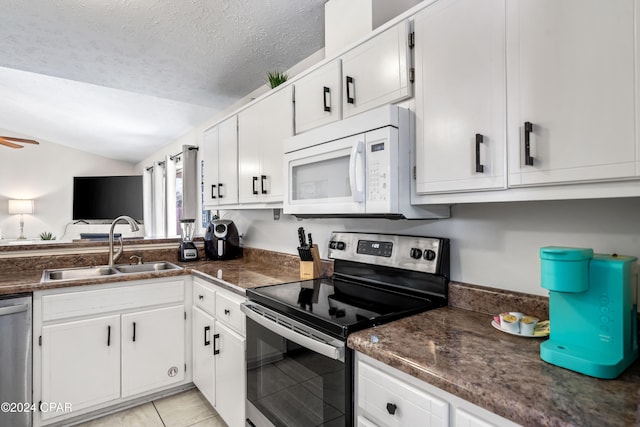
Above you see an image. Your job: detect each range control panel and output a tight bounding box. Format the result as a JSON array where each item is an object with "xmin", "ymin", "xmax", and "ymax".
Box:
[{"xmin": 328, "ymin": 232, "xmax": 449, "ymax": 275}]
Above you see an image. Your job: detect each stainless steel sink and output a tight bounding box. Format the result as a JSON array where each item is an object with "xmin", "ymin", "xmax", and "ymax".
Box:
[
  {"xmin": 114, "ymin": 262, "xmax": 183, "ymax": 274},
  {"xmin": 41, "ymin": 261, "xmax": 183, "ymax": 283},
  {"xmin": 42, "ymin": 266, "xmax": 120, "ymax": 282}
]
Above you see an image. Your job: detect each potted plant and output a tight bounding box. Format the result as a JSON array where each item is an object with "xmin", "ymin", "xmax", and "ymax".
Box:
[{"xmin": 266, "ymin": 71, "xmax": 288, "ymax": 89}]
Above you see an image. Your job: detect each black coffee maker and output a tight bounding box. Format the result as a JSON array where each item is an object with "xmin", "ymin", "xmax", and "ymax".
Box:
[
  {"xmin": 204, "ymin": 219, "xmax": 242, "ymax": 260},
  {"xmin": 178, "ymin": 219, "xmax": 199, "ymax": 262}
]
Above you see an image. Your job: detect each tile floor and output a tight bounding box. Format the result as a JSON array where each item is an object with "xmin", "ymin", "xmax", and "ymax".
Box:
[{"xmin": 75, "ymin": 389, "xmax": 227, "ymax": 427}]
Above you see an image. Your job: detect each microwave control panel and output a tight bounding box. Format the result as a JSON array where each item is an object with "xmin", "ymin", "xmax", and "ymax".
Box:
[
  {"xmin": 366, "ymin": 127, "xmax": 397, "ymax": 210},
  {"xmin": 367, "ymin": 141, "xmax": 388, "ymax": 202}
]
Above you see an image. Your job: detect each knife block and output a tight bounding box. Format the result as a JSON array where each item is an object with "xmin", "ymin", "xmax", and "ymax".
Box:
[{"xmin": 300, "ymin": 244, "xmax": 322, "ymax": 280}]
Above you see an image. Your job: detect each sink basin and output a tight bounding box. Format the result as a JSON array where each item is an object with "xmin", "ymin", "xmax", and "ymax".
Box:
[
  {"xmin": 114, "ymin": 262, "xmax": 183, "ymax": 274},
  {"xmin": 41, "ymin": 262, "xmax": 183, "ymax": 283},
  {"xmin": 42, "ymin": 266, "xmax": 120, "ymax": 282}
]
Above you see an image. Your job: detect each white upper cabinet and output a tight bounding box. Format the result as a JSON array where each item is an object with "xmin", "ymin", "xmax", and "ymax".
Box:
[
  {"xmin": 341, "ymin": 20, "xmax": 412, "ymax": 118},
  {"xmin": 238, "ymin": 85, "xmax": 293, "ymax": 204},
  {"xmin": 294, "ymin": 59, "xmax": 342, "ymax": 134},
  {"xmin": 414, "ymin": 0, "xmax": 506, "ymax": 194},
  {"xmin": 202, "ymin": 116, "xmax": 239, "ymax": 208},
  {"xmin": 507, "ymin": 0, "xmax": 637, "ymax": 186}
]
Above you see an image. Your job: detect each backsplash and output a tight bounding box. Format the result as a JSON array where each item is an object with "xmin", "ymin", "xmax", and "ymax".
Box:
[{"xmin": 448, "ymin": 281, "xmax": 549, "ymax": 320}]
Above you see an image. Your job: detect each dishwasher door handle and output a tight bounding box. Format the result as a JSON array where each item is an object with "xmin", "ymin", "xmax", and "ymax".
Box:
[{"xmin": 0, "ymin": 303, "xmax": 28, "ymax": 316}]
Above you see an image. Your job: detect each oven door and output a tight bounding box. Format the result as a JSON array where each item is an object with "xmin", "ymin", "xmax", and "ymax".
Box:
[
  {"xmin": 242, "ymin": 302, "xmax": 350, "ymax": 427},
  {"xmin": 284, "ymin": 134, "xmax": 366, "ymax": 215}
]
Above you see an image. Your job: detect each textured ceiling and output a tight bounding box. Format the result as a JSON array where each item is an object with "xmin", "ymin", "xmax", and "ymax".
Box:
[{"xmin": 0, "ymin": 0, "xmax": 326, "ymax": 162}]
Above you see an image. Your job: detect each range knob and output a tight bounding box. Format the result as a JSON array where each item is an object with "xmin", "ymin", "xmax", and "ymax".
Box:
[
  {"xmin": 329, "ymin": 241, "xmax": 337, "ymax": 249},
  {"xmin": 423, "ymin": 249, "xmax": 436, "ymax": 261},
  {"xmin": 409, "ymin": 248, "xmax": 423, "ymax": 259},
  {"xmin": 336, "ymin": 241, "xmax": 346, "ymax": 251}
]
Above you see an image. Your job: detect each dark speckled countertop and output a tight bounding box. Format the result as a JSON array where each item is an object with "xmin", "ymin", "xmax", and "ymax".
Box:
[
  {"xmin": 0, "ymin": 247, "xmax": 304, "ymax": 296},
  {"xmin": 348, "ymin": 307, "xmax": 640, "ymax": 427}
]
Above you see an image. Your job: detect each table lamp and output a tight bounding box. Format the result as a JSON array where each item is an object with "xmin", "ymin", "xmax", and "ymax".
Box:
[{"xmin": 8, "ymin": 199, "xmax": 34, "ymax": 239}]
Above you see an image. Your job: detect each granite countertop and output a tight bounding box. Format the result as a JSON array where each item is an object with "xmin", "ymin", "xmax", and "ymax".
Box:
[
  {"xmin": 0, "ymin": 257, "xmax": 301, "ymax": 296},
  {"xmin": 348, "ymin": 307, "xmax": 640, "ymax": 427}
]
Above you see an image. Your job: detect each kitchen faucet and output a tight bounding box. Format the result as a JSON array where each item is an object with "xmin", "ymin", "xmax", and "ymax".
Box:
[{"xmin": 108, "ymin": 215, "xmax": 140, "ymax": 267}]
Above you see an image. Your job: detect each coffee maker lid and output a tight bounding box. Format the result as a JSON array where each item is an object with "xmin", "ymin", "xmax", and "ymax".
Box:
[{"xmin": 540, "ymin": 246, "xmax": 593, "ymax": 261}]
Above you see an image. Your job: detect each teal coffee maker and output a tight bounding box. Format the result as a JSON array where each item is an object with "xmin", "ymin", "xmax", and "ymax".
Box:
[{"xmin": 540, "ymin": 247, "xmax": 638, "ymax": 379}]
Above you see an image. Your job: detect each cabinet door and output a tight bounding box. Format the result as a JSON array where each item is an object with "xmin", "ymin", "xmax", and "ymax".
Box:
[
  {"xmin": 41, "ymin": 315, "xmax": 120, "ymax": 419},
  {"xmin": 341, "ymin": 20, "xmax": 411, "ymax": 118},
  {"xmin": 507, "ymin": 0, "xmax": 636, "ymax": 186},
  {"xmin": 192, "ymin": 306, "xmax": 215, "ymax": 406},
  {"xmin": 121, "ymin": 305, "xmax": 185, "ymax": 397},
  {"xmin": 294, "ymin": 59, "xmax": 342, "ymax": 134},
  {"xmin": 358, "ymin": 361, "xmax": 448, "ymax": 427},
  {"xmin": 415, "ymin": 0, "xmax": 506, "ymax": 194},
  {"xmin": 217, "ymin": 116, "xmax": 239, "ymax": 205},
  {"xmin": 214, "ymin": 322, "xmax": 246, "ymax": 427},
  {"xmin": 202, "ymin": 123, "xmax": 220, "ymax": 207},
  {"xmin": 203, "ymin": 116, "xmax": 239, "ymax": 208},
  {"xmin": 456, "ymin": 409, "xmax": 496, "ymax": 427},
  {"xmin": 238, "ymin": 86, "xmax": 293, "ymax": 203}
]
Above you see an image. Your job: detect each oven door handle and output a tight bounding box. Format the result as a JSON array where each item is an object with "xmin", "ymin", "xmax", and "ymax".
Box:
[{"xmin": 242, "ymin": 303, "xmax": 345, "ymax": 362}]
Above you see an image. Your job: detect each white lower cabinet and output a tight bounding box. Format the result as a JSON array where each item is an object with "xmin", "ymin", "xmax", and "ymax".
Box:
[
  {"xmin": 192, "ymin": 306, "xmax": 216, "ymax": 405},
  {"xmin": 213, "ymin": 321, "xmax": 245, "ymax": 427},
  {"xmin": 358, "ymin": 357, "xmax": 448, "ymax": 427},
  {"xmin": 34, "ymin": 278, "xmax": 189, "ymax": 426},
  {"xmin": 121, "ymin": 305, "xmax": 185, "ymax": 397},
  {"xmin": 192, "ymin": 279, "xmax": 246, "ymax": 427},
  {"xmin": 41, "ymin": 315, "xmax": 121, "ymax": 418},
  {"xmin": 356, "ymin": 353, "xmax": 521, "ymax": 427}
]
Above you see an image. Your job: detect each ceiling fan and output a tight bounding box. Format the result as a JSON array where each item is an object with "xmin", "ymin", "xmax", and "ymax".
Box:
[{"xmin": 0, "ymin": 136, "xmax": 40, "ymax": 149}]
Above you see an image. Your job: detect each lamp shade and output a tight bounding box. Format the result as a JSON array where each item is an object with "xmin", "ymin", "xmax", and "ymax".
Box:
[{"xmin": 8, "ymin": 199, "xmax": 34, "ymax": 215}]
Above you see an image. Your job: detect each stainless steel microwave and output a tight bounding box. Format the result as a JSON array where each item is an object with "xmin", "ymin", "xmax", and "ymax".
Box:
[{"xmin": 283, "ymin": 105, "xmax": 449, "ymax": 219}]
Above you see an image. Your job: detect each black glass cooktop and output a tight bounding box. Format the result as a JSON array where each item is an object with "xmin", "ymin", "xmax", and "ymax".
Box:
[{"xmin": 246, "ymin": 278, "xmax": 445, "ymax": 339}]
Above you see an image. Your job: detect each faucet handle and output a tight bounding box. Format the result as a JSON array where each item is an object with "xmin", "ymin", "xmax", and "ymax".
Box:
[{"xmin": 129, "ymin": 255, "xmax": 143, "ymax": 265}]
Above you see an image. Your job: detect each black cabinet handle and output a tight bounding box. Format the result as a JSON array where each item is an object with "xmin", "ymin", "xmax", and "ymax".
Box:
[
  {"xmin": 224, "ymin": 309, "xmax": 230, "ymax": 315},
  {"xmin": 132, "ymin": 322, "xmax": 136, "ymax": 342},
  {"xmin": 204, "ymin": 325, "xmax": 211, "ymax": 346},
  {"xmin": 198, "ymin": 294, "xmax": 204, "ymax": 300},
  {"xmin": 252, "ymin": 176, "xmax": 258, "ymax": 195},
  {"xmin": 386, "ymin": 402, "xmax": 397, "ymax": 415},
  {"xmin": 524, "ymin": 121, "xmax": 534, "ymax": 166},
  {"xmin": 107, "ymin": 325, "xmax": 111, "ymax": 347},
  {"xmin": 213, "ymin": 333, "xmax": 220, "ymax": 355},
  {"xmin": 323, "ymin": 86, "xmax": 331, "ymax": 112},
  {"xmin": 475, "ymin": 133, "xmax": 485, "ymax": 173},
  {"xmin": 218, "ymin": 183, "xmax": 223, "ymax": 198},
  {"xmin": 211, "ymin": 184, "xmax": 217, "ymax": 199},
  {"xmin": 346, "ymin": 76, "xmax": 355, "ymax": 104},
  {"xmin": 261, "ymin": 175, "xmax": 267, "ymax": 194}
]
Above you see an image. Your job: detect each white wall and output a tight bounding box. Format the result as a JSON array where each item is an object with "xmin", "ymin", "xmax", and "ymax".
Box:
[
  {"xmin": 0, "ymin": 138, "xmax": 136, "ymax": 240},
  {"xmin": 220, "ymin": 197, "xmax": 640, "ymax": 297}
]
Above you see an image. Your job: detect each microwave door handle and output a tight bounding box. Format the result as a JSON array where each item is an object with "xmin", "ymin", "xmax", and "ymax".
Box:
[{"xmin": 348, "ymin": 140, "xmax": 365, "ymax": 202}]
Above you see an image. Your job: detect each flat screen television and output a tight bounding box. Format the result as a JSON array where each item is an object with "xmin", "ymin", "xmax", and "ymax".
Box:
[{"xmin": 73, "ymin": 175, "xmax": 143, "ymax": 222}]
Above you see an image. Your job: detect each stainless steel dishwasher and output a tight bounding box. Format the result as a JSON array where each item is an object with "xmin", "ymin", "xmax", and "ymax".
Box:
[{"xmin": 0, "ymin": 293, "xmax": 32, "ymax": 427}]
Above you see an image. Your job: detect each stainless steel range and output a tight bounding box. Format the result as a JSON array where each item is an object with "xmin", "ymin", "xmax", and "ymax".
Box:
[{"xmin": 241, "ymin": 232, "xmax": 450, "ymax": 427}]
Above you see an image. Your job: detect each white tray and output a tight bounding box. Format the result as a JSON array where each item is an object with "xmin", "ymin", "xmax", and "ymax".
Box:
[{"xmin": 491, "ymin": 320, "xmax": 549, "ymax": 338}]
